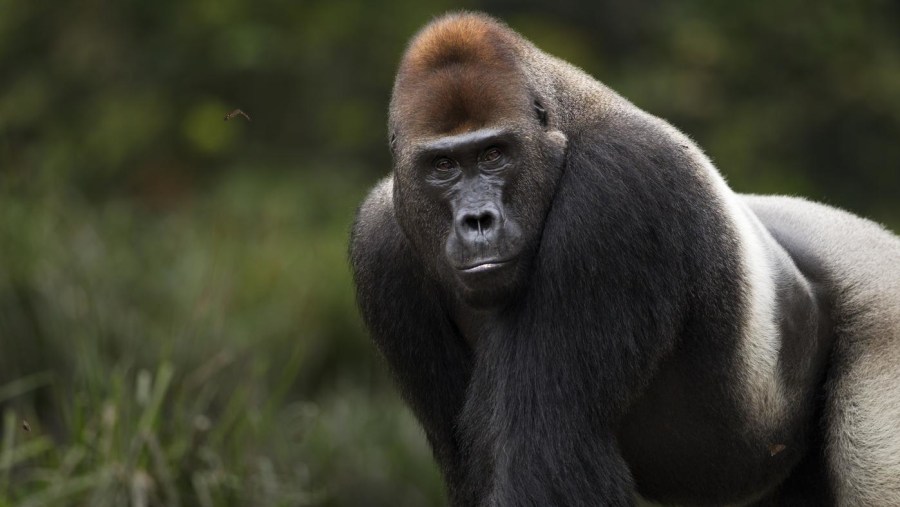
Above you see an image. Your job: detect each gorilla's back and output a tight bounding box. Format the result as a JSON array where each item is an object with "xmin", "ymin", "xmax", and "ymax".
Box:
[{"xmin": 743, "ymin": 194, "xmax": 900, "ymax": 335}]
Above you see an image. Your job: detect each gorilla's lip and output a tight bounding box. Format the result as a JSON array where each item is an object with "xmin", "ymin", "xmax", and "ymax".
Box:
[{"xmin": 458, "ymin": 258, "xmax": 513, "ymax": 273}]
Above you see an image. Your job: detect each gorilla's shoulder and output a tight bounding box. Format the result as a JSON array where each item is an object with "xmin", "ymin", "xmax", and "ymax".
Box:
[
  {"xmin": 350, "ymin": 176, "xmax": 440, "ymax": 327},
  {"xmin": 353, "ymin": 177, "xmax": 395, "ymax": 235},
  {"xmin": 351, "ymin": 176, "xmax": 398, "ymax": 246},
  {"xmin": 350, "ymin": 176, "xmax": 410, "ymax": 278}
]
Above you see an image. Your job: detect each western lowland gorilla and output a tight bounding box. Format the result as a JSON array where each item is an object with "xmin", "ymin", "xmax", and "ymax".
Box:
[{"xmin": 350, "ymin": 12, "xmax": 900, "ymax": 506}]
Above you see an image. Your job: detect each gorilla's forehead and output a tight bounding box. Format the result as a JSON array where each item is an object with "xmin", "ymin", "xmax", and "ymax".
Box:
[{"xmin": 391, "ymin": 13, "xmax": 530, "ymax": 138}]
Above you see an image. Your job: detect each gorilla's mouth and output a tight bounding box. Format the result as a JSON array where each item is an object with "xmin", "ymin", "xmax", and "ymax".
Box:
[
  {"xmin": 453, "ymin": 256, "xmax": 522, "ymax": 304},
  {"xmin": 458, "ymin": 258, "xmax": 514, "ymax": 274}
]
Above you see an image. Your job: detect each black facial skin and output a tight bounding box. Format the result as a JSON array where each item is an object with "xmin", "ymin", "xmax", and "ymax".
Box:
[
  {"xmin": 419, "ymin": 129, "xmax": 525, "ymax": 305},
  {"xmin": 393, "ymin": 103, "xmax": 567, "ymax": 309}
]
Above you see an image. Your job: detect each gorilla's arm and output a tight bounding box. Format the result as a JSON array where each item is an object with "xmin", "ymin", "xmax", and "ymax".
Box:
[
  {"xmin": 349, "ymin": 180, "xmax": 473, "ymax": 498},
  {"xmin": 458, "ymin": 131, "xmax": 717, "ymax": 505}
]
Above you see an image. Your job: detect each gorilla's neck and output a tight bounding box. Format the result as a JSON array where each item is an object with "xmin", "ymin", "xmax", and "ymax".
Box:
[{"xmin": 450, "ymin": 299, "xmax": 503, "ymax": 348}]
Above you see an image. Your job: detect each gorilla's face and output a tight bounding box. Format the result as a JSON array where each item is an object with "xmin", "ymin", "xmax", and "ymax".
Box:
[{"xmin": 393, "ymin": 107, "xmax": 568, "ymax": 308}]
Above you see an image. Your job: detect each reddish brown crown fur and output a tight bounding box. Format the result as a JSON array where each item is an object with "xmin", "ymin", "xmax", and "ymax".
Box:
[{"xmin": 391, "ymin": 13, "xmax": 528, "ymax": 138}]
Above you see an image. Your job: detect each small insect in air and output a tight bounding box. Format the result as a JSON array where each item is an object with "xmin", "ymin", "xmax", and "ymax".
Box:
[
  {"xmin": 768, "ymin": 443, "xmax": 786, "ymax": 456},
  {"xmin": 22, "ymin": 420, "xmax": 30, "ymax": 432},
  {"xmin": 224, "ymin": 109, "xmax": 252, "ymax": 122}
]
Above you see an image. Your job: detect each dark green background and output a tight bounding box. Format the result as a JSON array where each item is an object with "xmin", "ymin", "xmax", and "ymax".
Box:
[{"xmin": 1, "ymin": 1, "xmax": 898, "ymax": 505}]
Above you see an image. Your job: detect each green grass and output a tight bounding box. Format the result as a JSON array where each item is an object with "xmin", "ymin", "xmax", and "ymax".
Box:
[{"xmin": 0, "ymin": 169, "xmax": 445, "ymax": 506}]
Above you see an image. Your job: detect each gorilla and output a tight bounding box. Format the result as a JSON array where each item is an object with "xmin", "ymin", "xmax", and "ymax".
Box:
[{"xmin": 350, "ymin": 12, "xmax": 900, "ymax": 506}]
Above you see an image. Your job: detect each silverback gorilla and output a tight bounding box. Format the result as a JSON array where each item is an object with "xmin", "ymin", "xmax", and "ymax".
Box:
[{"xmin": 350, "ymin": 12, "xmax": 900, "ymax": 506}]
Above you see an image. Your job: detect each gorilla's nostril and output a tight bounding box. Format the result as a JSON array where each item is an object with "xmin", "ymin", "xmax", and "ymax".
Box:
[{"xmin": 463, "ymin": 212, "xmax": 496, "ymax": 235}]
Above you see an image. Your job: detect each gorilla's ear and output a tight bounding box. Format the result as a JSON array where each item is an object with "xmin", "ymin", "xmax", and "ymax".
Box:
[
  {"xmin": 389, "ymin": 133, "xmax": 398, "ymax": 155},
  {"xmin": 533, "ymin": 100, "xmax": 548, "ymax": 127},
  {"xmin": 547, "ymin": 129, "xmax": 568, "ymax": 152}
]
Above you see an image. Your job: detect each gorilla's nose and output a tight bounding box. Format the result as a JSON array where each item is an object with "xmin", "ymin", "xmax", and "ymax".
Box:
[{"xmin": 456, "ymin": 205, "xmax": 500, "ymax": 243}]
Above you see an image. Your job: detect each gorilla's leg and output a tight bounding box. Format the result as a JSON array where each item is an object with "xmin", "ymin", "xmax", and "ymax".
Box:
[{"xmin": 826, "ymin": 330, "xmax": 900, "ymax": 506}]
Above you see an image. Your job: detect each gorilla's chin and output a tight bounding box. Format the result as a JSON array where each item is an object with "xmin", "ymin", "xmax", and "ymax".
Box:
[{"xmin": 453, "ymin": 257, "xmax": 524, "ymax": 309}]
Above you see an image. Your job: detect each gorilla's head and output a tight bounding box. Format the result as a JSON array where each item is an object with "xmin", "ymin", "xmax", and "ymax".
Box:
[{"xmin": 387, "ymin": 13, "xmax": 568, "ymax": 308}]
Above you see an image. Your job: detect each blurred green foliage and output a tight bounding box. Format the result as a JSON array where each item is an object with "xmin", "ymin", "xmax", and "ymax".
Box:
[{"xmin": 0, "ymin": 0, "xmax": 897, "ymax": 505}]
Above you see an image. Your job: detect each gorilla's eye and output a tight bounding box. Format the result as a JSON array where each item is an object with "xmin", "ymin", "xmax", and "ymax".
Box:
[
  {"xmin": 434, "ymin": 157, "xmax": 455, "ymax": 172},
  {"xmin": 482, "ymin": 147, "xmax": 503, "ymax": 163}
]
